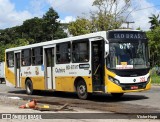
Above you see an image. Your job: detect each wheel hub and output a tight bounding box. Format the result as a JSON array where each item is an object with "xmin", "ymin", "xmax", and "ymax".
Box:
[
  {"xmin": 27, "ymin": 84, "xmax": 31, "ymax": 93},
  {"xmin": 79, "ymin": 85, "xmax": 86, "ymax": 94}
]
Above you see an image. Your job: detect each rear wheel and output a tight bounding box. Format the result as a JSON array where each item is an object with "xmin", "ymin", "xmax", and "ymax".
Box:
[
  {"xmin": 76, "ymin": 80, "xmax": 88, "ymax": 100},
  {"xmin": 25, "ymin": 79, "xmax": 34, "ymax": 95},
  {"xmin": 111, "ymin": 93, "xmax": 124, "ymax": 98}
]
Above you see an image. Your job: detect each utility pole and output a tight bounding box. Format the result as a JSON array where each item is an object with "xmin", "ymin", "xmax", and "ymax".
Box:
[{"xmin": 124, "ymin": 21, "xmax": 135, "ymax": 28}]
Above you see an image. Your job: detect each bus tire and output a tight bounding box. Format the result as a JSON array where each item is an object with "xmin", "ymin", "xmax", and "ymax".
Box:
[
  {"xmin": 111, "ymin": 93, "xmax": 124, "ymax": 98},
  {"xmin": 76, "ymin": 80, "xmax": 88, "ymax": 100},
  {"xmin": 25, "ymin": 79, "xmax": 33, "ymax": 95}
]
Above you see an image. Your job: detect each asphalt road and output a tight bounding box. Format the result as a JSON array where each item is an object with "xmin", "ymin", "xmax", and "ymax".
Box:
[
  {"xmin": 119, "ymin": 85, "xmax": 160, "ymax": 110},
  {"xmin": 0, "ymin": 83, "xmax": 160, "ymax": 114}
]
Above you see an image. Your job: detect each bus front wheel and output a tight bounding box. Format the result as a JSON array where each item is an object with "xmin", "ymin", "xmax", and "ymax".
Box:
[
  {"xmin": 111, "ymin": 93, "xmax": 124, "ymax": 98},
  {"xmin": 76, "ymin": 80, "xmax": 88, "ymax": 100},
  {"xmin": 25, "ymin": 79, "xmax": 33, "ymax": 95}
]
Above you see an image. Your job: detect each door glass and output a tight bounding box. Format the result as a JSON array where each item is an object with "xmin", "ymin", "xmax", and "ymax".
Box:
[
  {"xmin": 16, "ymin": 53, "xmax": 20, "ymax": 68},
  {"xmin": 46, "ymin": 48, "xmax": 54, "ymax": 67},
  {"xmin": 46, "ymin": 49, "xmax": 52, "ymax": 67}
]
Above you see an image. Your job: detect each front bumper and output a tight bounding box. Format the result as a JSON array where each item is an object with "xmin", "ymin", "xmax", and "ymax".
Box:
[{"xmin": 105, "ymin": 79, "xmax": 151, "ymax": 93}]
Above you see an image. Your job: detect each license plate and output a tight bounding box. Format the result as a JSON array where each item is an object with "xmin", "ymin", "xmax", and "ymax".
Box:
[{"xmin": 131, "ymin": 86, "xmax": 138, "ymax": 90}]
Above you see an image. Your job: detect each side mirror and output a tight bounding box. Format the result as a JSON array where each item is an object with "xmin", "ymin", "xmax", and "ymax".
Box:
[{"xmin": 105, "ymin": 44, "xmax": 109, "ymax": 58}]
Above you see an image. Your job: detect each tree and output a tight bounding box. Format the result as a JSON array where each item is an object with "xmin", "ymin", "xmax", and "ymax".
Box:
[
  {"xmin": 42, "ymin": 7, "xmax": 61, "ymax": 40},
  {"xmin": 68, "ymin": 17, "xmax": 93, "ymax": 36},
  {"xmin": 147, "ymin": 27, "xmax": 160, "ymax": 67},
  {"xmin": 53, "ymin": 26, "xmax": 68, "ymax": 39},
  {"xmin": 21, "ymin": 8, "xmax": 67, "ymax": 43},
  {"xmin": 68, "ymin": 0, "xmax": 131, "ymax": 36},
  {"xmin": 147, "ymin": 14, "xmax": 160, "ymax": 67},
  {"xmin": 0, "ymin": 38, "xmax": 29, "ymax": 61},
  {"xmin": 149, "ymin": 14, "xmax": 160, "ymax": 30},
  {"xmin": 136, "ymin": 27, "xmax": 141, "ymax": 30},
  {"xmin": 21, "ymin": 17, "xmax": 44, "ymax": 43},
  {"xmin": 91, "ymin": 0, "xmax": 131, "ymax": 30},
  {"xmin": 0, "ymin": 7, "xmax": 67, "ymax": 61}
]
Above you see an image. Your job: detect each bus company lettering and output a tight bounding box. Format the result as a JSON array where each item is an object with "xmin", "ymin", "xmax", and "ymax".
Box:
[
  {"xmin": 114, "ymin": 33, "xmax": 143, "ymax": 39},
  {"xmin": 24, "ymin": 71, "xmax": 31, "ymax": 75},
  {"xmin": 66, "ymin": 65, "xmax": 79, "ymax": 70},
  {"xmin": 55, "ymin": 68, "xmax": 65, "ymax": 73},
  {"xmin": 24, "ymin": 67, "xmax": 31, "ymax": 75},
  {"xmin": 35, "ymin": 67, "xmax": 39, "ymax": 75}
]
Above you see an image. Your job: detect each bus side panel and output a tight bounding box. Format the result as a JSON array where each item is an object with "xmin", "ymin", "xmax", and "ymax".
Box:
[
  {"xmin": 55, "ymin": 76, "xmax": 75, "ymax": 92},
  {"xmin": 31, "ymin": 76, "xmax": 45, "ymax": 90},
  {"xmin": 84, "ymin": 76, "xmax": 92, "ymax": 93},
  {"xmin": 21, "ymin": 77, "xmax": 26, "ymax": 88},
  {"xmin": 21, "ymin": 76, "xmax": 45, "ymax": 90},
  {"xmin": 54, "ymin": 60, "xmax": 93, "ymax": 92},
  {"xmin": 5, "ymin": 66, "xmax": 15, "ymax": 86},
  {"xmin": 55, "ymin": 77, "xmax": 62, "ymax": 91},
  {"xmin": 55, "ymin": 76, "xmax": 92, "ymax": 92},
  {"xmin": 21, "ymin": 66, "xmax": 45, "ymax": 90}
]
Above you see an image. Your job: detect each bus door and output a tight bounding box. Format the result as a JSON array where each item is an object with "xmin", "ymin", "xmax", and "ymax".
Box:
[
  {"xmin": 44, "ymin": 47, "xmax": 55, "ymax": 89},
  {"xmin": 14, "ymin": 52, "xmax": 21, "ymax": 87},
  {"xmin": 91, "ymin": 39, "xmax": 105, "ymax": 91}
]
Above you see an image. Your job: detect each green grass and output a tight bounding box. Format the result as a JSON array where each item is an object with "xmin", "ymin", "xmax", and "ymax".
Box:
[{"xmin": 151, "ymin": 74, "xmax": 160, "ymax": 84}]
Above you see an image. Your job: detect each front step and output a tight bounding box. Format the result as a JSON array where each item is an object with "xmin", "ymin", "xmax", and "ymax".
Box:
[{"xmin": 93, "ymin": 85, "xmax": 105, "ymax": 92}]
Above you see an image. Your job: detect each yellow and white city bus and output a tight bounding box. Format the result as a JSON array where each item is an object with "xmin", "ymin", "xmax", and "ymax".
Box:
[{"xmin": 5, "ymin": 30, "xmax": 151, "ymax": 99}]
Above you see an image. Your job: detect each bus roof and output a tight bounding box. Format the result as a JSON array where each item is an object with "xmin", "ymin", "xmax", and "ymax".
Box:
[
  {"xmin": 6, "ymin": 31, "xmax": 107, "ymax": 52},
  {"xmin": 108, "ymin": 29, "xmax": 143, "ymax": 32},
  {"xmin": 5, "ymin": 29, "xmax": 144, "ymax": 52}
]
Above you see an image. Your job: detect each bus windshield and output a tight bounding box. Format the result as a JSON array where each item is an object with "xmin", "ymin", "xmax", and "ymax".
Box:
[{"xmin": 107, "ymin": 41, "xmax": 149, "ymax": 69}]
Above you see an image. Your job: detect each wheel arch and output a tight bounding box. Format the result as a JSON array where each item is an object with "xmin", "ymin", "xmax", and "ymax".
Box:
[
  {"xmin": 25, "ymin": 77, "xmax": 34, "ymax": 95},
  {"xmin": 74, "ymin": 76, "xmax": 86, "ymax": 91},
  {"xmin": 25, "ymin": 77, "xmax": 32, "ymax": 85}
]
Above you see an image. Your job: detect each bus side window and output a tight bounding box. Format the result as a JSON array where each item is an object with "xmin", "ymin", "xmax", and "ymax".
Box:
[
  {"xmin": 56, "ymin": 42, "xmax": 71, "ymax": 64},
  {"xmin": 72, "ymin": 41, "xmax": 89, "ymax": 63},
  {"xmin": 32, "ymin": 47, "xmax": 43, "ymax": 65},
  {"xmin": 21, "ymin": 49, "xmax": 31, "ymax": 66},
  {"xmin": 6, "ymin": 52, "xmax": 14, "ymax": 67}
]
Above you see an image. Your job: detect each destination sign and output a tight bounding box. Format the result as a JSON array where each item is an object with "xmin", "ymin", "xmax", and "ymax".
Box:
[{"xmin": 108, "ymin": 31, "xmax": 147, "ymax": 39}]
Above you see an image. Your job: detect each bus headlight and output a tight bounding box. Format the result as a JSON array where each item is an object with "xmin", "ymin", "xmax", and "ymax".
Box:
[{"xmin": 108, "ymin": 76, "xmax": 120, "ymax": 85}]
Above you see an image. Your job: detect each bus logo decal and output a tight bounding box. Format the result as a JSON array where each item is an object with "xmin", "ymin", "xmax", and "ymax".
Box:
[
  {"xmin": 35, "ymin": 67, "xmax": 39, "ymax": 75},
  {"xmin": 133, "ymin": 79, "xmax": 136, "ymax": 82}
]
